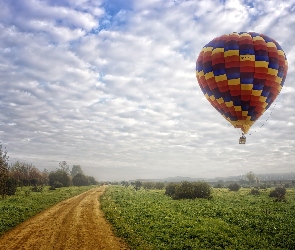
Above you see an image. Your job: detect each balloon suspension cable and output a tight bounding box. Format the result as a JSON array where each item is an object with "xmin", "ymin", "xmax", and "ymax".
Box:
[{"xmin": 248, "ymin": 92, "xmax": 282, "ymax": 136}]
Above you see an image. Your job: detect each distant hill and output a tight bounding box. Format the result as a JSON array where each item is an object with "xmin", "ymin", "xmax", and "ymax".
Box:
[{"xmin": 129, "ymin": 172, "xmax": 295, "ymax": 183}]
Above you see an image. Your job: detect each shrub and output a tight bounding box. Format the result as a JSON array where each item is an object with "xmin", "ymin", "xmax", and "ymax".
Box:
[
  {"xmin": 165, "ymin": 183, "xmax": 177, "ymax": 197},
  {"xmin": 31, "ymin": 185, "xmax": 43, "ymax": 192},
  {"xmin": 53, "ymin": 181, "xmax": 63, "ymax": 188},
  {"xmin": 72, "ymin": 173, "xmax": 89, "ymax": 186},
  {"xmin": 284, "ymin": 183, "xmax": 290, "ymax": 188},
  {"xmin": 5, "ymin": 178, "xmax": 17, "ymax": 196},
  {"xmin": 214, "ymin": 183, "xmax": 224, "ymax": 188},
  {"xmin": 250, "ymin": 188, "xmax": 260, "ymax": 195},
  {"xmin": 165, "ymin": 181, "xmax": 211, "ymax": 200},
  {"xmin": 269, "ymin": 187, "xmax": 286, "ymax": 201},
  {"xmin": 228, "ymin": 183, "xmax": 241, "ymax": 191},
  {"xmin": 48, "ymin": 170, "xmax": 71, "ymax": 187}
]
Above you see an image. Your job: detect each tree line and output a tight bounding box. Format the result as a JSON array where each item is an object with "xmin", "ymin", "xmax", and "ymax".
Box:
[{"xmin": 0, "ymin": 143, "xmax": 98, "ymax": 198}]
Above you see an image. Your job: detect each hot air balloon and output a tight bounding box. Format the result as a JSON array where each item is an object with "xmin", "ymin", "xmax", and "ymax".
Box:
[{"xmin": 196, "ymin": 32, "xmax": 288, "ymax": 144}]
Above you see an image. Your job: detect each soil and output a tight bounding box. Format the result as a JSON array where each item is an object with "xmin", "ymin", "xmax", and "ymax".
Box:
[{"xmin": 0, "ymin": 186, "xmax": 129, "ymax": 250}]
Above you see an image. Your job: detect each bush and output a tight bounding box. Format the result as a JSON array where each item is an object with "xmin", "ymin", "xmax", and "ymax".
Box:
[
  {"xmin": 269, "ymin": 187, "xmax": 286, "ymax": 201},
  {"xmin": 53, "ymin": 181, "xmax": 63, "ymax": 188},
  {"xmin": 250, "ymin": 188, "xmax": 260, "ymax": 195},
  {"xmin": 214, "ymin": 183, "xmax": 224, "ymax": 188},
  {"xmin": 165, "ymin": 181, "xmax": 211, "ymax": 200},
  {"xmin": 5, "ymin": 178, "xmax": 17, "ymax": 196},
  {"xmin": 72, "ymin": 173, "xmax": 89, "ymax": 186},
  {"xmin": 228, "ymin": 183, "xmax": 241, "ymax": 191},
  {"xmin": 48, "ymin": 170, "xmax": 71, "ymax": 187},
  {"xmin": 284, "ymin": 183, "xmax": 290, "ymax": 188},
  {"xmin": 31, "ymin": 185, "xmax": 44, "ymax": 192},
  {"xmin": 165, "ymin": 183, "xmax": 177, "ymax": 197}
]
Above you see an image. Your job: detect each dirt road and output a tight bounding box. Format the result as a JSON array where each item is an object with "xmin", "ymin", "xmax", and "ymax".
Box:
[{"xmin": 0, "ymin": 186, "xmax": 129, "ymax": 250}]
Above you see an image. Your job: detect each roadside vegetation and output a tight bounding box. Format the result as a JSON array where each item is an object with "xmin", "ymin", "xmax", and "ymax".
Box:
[
  {"xmin": 0, "ymin": 142, "xmax": 99, "ymax": 236},
  {"xmin": 101, "ymin": 185, "xmax": 295, "ymax": 250},
  {"xmin": 0, "ymin": 185, "xmax": 96, "ymax": 236}
]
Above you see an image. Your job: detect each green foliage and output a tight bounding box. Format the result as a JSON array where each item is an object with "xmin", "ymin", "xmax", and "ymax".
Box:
[
  {"xmin": 72, "ymin": 173, "xmax": 88, "ymax": 186},
  {"xmin": 214, "ymin": 183, "xmax": 224, "ymax": 188},
  {"xmin": 48, "ymin": 170, "xmax": 71, "ymax": 187},
  {"xmin": 164, "ymin": 183, "xmax": 177, "ymax": 196},
  {"xmin": 246, "ymin": 171, "xmax": 256, "ymax": 185},
  {"xmin": 165, "ymin": 181, "xmax": 211, "ymax": 199},
  {"xmin": 70, "ymin": 165, "xmax": 84, "ymax": 177},
  {"xmin": 87, "ymin": 176, "xmax": 97, "ymax": 185},
  {"xmin": 58, "ymin": 161, "xmax": 70, "ymax": 174},
  {"xmin": 0, "ymin": 186, "xmax": 95, "ymax": 236},
  {"xmin": 250, "ymin": 188, "xmax": 260, "ymax": 195},
  {"xmin": 101, "ymin": 186, "xmax": 295, "ymax": 250},
  {"xmin": 132, "ymin": 181, "xmax": 142, "ymax": 191},
  {"xmin": 31, "ymin": 185, "xmax": 43, "ymax": 192},
  {"xmin": 0, "ymin": 143, "xmax": 10, "ymax": 199},
  {"xmin": 5, "ymin": 178, "xmax": 17, "ymax": 196},
  {"xmin": 269, "ymin": 187, "xmax": 286, "ymax": 201},
  {"xmin": 228, "ymin": 183, "xmax": 241, "ymax": 191},
  {"xmin": 53, "ymin": 181, "xmax": 63, "ymax": 188},
  {"xmin": 142, "ymin": 182, "xmax": 165, "ymax": 190}
]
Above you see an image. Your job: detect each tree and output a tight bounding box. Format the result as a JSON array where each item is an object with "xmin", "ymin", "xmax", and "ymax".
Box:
[
  {"xmin": 58, "ymin": 161, "xmax": 70, "ymax": 174},
  {"xmin": 269, "ymin": 187, "xmax": 286, "ymax": 201},
  {"xmin": 133, "ymin": 181, "xmax": 142, "ymax": 190},
  {"xmin": 228, "ymin": 183, "xmax": 241, "ymax": 191},
  {"xmin": 87, "ymin": 176, "xmax": 98, "ymax": 185},
  {"xmin": 72, "ymin": 173, "xmax": 88, "ymax": 186},
  {"xmin": 0, "ymin": 143, "xmax": 10, "ymax": 199},
  {"xmin": 71, "ymin": 165, "xmax": 84, "ymax": 177},
  {"xmin": 246, "ymin": 171, "xmax": 256, "ymax": 185},
  {"xmin": 10, "ymin": 161, "xmax": 44, "ymax": 186},
  {"xmin": 48, "ymin": 170, "xmax": 71, "ymax": 187}
]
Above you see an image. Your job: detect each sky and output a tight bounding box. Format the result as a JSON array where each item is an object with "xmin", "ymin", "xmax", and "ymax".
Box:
[{"xmin": 0, "ymin": 0, "xmax": 294, "ymax": 181}]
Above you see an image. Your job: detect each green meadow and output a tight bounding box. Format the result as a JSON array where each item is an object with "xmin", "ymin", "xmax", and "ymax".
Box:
[{"xmin": 101, "ymin": 186, "xmax": 295, "ymax": 250}]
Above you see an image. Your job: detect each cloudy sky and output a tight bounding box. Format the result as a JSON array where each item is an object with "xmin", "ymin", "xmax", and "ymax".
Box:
[{"xmin": 0, "ymin": 0, "xmax": 294, "ymax": 181}]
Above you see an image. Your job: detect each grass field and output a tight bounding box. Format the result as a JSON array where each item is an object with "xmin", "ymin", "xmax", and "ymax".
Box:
[
  {"xmin": 0, "ymin": 185, "xmax": 96, "ymax": 236},
  {"xmin": 101, "ymin": 186, "xmax": 295, "ymax": 250}
]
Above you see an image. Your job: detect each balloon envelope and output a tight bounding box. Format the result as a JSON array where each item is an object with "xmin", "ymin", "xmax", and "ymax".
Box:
[{"xmin": 196, "ymin": 32, "xmax": 288, "ymax": 134}]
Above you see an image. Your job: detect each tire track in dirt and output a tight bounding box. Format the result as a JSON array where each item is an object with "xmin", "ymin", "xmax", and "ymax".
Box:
[{"xmin": 0, "ymin": 186, "xmax": 129, "ymax": 250}]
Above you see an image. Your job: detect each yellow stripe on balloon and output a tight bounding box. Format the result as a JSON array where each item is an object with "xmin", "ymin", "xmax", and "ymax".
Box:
[
  {"xmin": 215, "ymin": 74, "xmax": 227, "ymax": 82},
  {"xmin": 198, "ymin": 70, "xmax": 204, "ymax": 77},
  {"xmin": 202, "ymin": 47, "xmax": 213, "ymax": 52},
  {"xmin": 242, "ymin": 111, "xmax": 248, "ymax": 116},
  {"xmin": 225, "ymin": 101, "xmax": 234, "ymax": 107},
  {"xmin": 212, "ymin": 48, "xmax": 224, "ymax": 54},
  {"xmin": 278, "ymin": 50, "xmax": 285, "ymax": 57},
  {"xmin": 259, "ymin": 96, "xmax": 267, "ymax": 102},
  {"xmin": 234, "ymin": 106, "xmax": 242, "ymax": 111},
  {"xmin": 266, "ymin": 42, "xmax": 276, "ymax": 47},
  {"xmin": 275, "ymin": 76, "xmax": 282, "ymax": 84},
  {"xmin": 205, "ymin": 71, "xmax": 215, "ymax": 80},
  {"xmin": 216, "ymin": 97, "xmax": 224, "ymax": 104},
  {"xmin": 253, "ymin": 36, "xmax": 264, "ymax": 41},
  {"xmin": 228, "ymin": 79, "xmax": 240, "ymax": 85},
  {"xmin": 241, "ymin": 84, "xmax": 253, "ymax": 90},
  {"xmin": 267, "ymin": 68, "xmax": 278, "ymax": 76},
  {"xmin": 252, "ymin": 90, "xmax": 262, "ymax": 96},
  {"xmin": 224, "ymin": 50, "xmax": 239, "ymax": 57},
  {"xmin": 255, "ymin": 61, "xmax": 268, "ymax": 68},
  {"xmin": 209, "ymin": 95, "xmax": 215, "ymax": 101}
]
